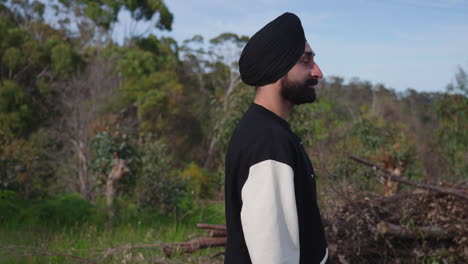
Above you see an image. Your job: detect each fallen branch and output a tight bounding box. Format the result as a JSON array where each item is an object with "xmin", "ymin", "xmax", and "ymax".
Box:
[
  {"xmin": 349, "ymin": 156, "xmax": 468, "ymax": 201},
  {"xmin": 197, "ymin": 223, "xmax": 226, "ymax": 231},
  {"xmin": 377, "ymin": 221, "xmax": 451, "ymax": 239},
  {"xmin": 196, "ymin": 223, "xmax": 227, "ymax": 237},
  {"xmin": 208, "ymin": 230, "xmax": 227, "ymax": 237},
  {"xmin": 163, "ymin": 237, "xmax": 226, "ymax": 257}
]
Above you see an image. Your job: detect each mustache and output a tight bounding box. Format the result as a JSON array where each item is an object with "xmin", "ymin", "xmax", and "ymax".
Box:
[{"xmin": 306, "ymin": 78, "xmax": 319, "ymax": 86}]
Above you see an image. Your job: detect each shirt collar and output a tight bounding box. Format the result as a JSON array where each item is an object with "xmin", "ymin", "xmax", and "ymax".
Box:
[{"xmin": 250, "ymin": 103, "xmax": 292, "ymax": 131}]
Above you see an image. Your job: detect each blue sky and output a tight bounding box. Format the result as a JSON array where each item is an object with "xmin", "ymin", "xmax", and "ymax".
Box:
[{"xmin": 148, "ymin": 0, "xmax": 468, "ymax": 93}]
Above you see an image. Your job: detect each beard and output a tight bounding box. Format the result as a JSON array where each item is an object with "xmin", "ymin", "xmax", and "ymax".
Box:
[{"xmin": 280, "ymin": 76, "xmax": 318, "ymax": 105}]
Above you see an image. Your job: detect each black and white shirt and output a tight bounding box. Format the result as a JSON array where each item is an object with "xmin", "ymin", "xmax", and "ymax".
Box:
[{"xmin": 224, "ymin": 103, "xmax": 329, "ymax": 264}]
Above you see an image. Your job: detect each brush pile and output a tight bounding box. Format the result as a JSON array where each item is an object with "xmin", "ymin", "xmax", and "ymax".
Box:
[{"xmin": 322, "ymin": 185, "xmax": 468, "ymax": 264}]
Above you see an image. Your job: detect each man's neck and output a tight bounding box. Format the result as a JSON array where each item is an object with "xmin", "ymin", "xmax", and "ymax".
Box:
[{"xmin": 253, "ymin": 84, "xmax": 294, "ymax": 120}]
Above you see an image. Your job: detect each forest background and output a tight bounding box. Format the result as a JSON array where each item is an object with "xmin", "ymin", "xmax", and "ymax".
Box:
[{"xmin": 0, "ymin": 0, "xmax": 466, "ymax": 263}]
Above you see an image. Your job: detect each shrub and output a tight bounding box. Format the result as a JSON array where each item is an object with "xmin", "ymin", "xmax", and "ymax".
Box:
[
  {"xmin": 0, "ymin": 190, "xmax": 20, "ymax": 223},
  {"xmin": 36, "ymin": 194, "xmax": 93, "ymax": 226},
  {"xmin": 137, "ymin": 140, "xmax": 185, "ymax": 215},
  {"xmin": 180, "ymin": 162, "xmax": 217, "ymax": 200}
]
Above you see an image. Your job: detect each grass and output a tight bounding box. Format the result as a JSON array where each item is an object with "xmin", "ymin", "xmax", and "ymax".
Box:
[{"xmin": 0, "ymin": 196, "xmax": 226, "ymax": 264}]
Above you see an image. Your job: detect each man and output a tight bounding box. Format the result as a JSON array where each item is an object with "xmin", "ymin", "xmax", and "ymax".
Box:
[{"xmin": 224, "ymin": 12, "xmax": 329, "ymax": 264}]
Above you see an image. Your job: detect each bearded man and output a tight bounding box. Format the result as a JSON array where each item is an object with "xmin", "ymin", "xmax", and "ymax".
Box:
[{"xmin": 224, "ymin": 12, "xmax": 329, "ymax": 264}]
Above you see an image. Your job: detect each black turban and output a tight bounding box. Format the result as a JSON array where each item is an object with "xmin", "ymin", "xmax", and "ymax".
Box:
[{"xmin": 239, "ymin": 12, "xmax": 306, "ymax": 87}]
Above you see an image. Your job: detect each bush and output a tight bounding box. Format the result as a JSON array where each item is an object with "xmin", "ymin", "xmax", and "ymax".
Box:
[
  {"xmin": 180, "ymin": 162, "xmax": 217, "ymax": 200},
  {"xmin": 137, "ymin": 140, "xmax": 185, "ymax": 215},
  {"xmin": 0, "ymin": 190, "xmax": 20, "ymax": 223},
  {"xmin": 36, "ymin": 194, "xmax": 93, "ymax": 226},
  {"xmin": 330, "ymin": 111, "xmax": 422, "ymax": 190}
]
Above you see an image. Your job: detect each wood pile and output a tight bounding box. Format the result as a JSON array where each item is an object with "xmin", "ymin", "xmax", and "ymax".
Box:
[{"xmin": 323, "ymin": 187, "xmax": 467, "ymax": 263}]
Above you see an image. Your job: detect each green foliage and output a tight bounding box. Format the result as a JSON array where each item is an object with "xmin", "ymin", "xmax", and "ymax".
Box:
[
  {"xmin": 0, "ymin": 136, "xmax": 35, "ymax": 191},
  {"xmin": 178, "ymin": 200, "xmax": 225, "ymax": 226},
  {"xmin": 0, "ymin": 192, "xmax": 93, "ymax": 227},
  {"xmin": 213, "ymin": 84, "xmax": 255, "ymax": 156},
  {"xmin": 0, "ymin": 190, "xmax": 20, "ymax": 223},
  {"xmin": 137, "ymin": 140, "xmax": 185, "ymax": 214},
  {"xmin": 2, "ymin": 47, "xmax": 22, "ymax": 71},
  {"xmin": 290, "ymin": 98, "xmax": 341, "ymax": 147},
  {"xmin": 180, "ymin": 162, "xmax": 217, "ymax": 200},
  {"xmin": 89, "ymin": 131, "xmax": 141, "ymax": 191},
  {"xmin": 329, "ymin": 109, "xmax": 422, "ymax": 190},
  {"xmin": 0, "ymin": 11, "xmax": 82, "ymax": 144},
  {"xmin": 1, "ymin": 20, "xmax": 52, "ymax": 82},
  {"xmin": 51, "ymin": 42, "xmax": 83, "ymax": 77},
  {"xmin": 136, "ymin": 72, "xmax": 184, "ymax": 132},
  {"xmin": 0, "ymin": 128, "xmax": 55, "ymax": 199},
  {"xmin": 436, "ymin": 65, "xmax": 468, "ymax": 179},
  {"xmin": 104, "ymin": 35, "xmax": 178, "ymax": 80},
  {"xmin": 0, "ymin": 80, "xmax": 38, "ymax": 136},
  {"xmin": 111, "ymin": 47, "xmax": 160, "ymax": 79},
  {"xmin": 134, "ymin": 35, "xmax": 178, "ymax": 70},
  {"xmin": 35, "ymin": 194, "xmax": 93, "ymax": 226},
  {"xmin": 103, "ymin": 36, "xmax": 186, "ymax": 139}
]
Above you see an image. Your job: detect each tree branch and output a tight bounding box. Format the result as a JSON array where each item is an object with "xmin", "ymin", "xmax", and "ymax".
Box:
[
  {"xmin": 377, "ymin": 221, "xmax": 451, "ymax": 239},
  {"xmin": 349, "ymin": 155, "xmax": 468, "ymax": 200}
]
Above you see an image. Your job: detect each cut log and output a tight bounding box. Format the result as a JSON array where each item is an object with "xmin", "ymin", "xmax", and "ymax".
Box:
[
  {"xmin": 208, "ymin": 230, "xmax": 227, "ymax": 237},
  {"xmin": 197, "ymin": 223, "xmax": 227, "ymax": 231},
  {"xmin": 377, "ymin": 221, "xmax": 451, "ymax": 239},
  {"xmin": 163, "ymin": 237, "xmax": 227, "ymax": 257}
]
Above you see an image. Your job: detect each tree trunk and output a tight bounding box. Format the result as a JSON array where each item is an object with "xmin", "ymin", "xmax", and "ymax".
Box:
[
  {"xmin": 203, "ymin": 136, "xmax": 217, "ymax": 169},
  {"xmin": 105, "ymin": 155, "xmax": 130, "ymax": 226},
  {"xmin": 203, "ymin": 72, "xmax": 240, "ymax": 169},
  {"xmin": 73, "ymin": 140, "xmax": 91, "ymax": 200}
]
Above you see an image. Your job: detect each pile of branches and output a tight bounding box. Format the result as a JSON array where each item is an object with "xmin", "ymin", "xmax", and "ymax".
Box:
[
  {"xmin": 321, "ymin": 157, "xmax": 468, "ymax": 264},
  {"xmin": 323, "ymin": 187, "xmax": 467, "ymax": 263}
]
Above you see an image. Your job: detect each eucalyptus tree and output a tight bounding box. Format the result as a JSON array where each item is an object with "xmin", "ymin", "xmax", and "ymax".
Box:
[{"xmin": 179, "ymin": 32, "xmax": 249, "ymax": 169}]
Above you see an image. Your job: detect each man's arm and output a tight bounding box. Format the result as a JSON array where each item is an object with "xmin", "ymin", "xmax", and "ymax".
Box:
[{"xmin": 241, "ymin": 159, "xmax": 299, "ymax": 264}]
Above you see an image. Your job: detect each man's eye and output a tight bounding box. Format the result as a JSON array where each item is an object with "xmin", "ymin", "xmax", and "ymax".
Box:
[{"xmin": 302, "ymin": 60, "xmax": 310, "ymax": 64}]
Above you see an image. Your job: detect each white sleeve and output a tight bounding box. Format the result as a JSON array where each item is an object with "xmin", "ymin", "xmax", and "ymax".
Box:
[{"xmin": 241, "ymin": 159, "xmax": 300, "ymax": 264}]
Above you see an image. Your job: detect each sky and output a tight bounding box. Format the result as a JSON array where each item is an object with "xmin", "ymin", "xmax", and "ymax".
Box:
[{"xmin": 143, "ymin": 0, "xmax": 468, "ymax": 93}]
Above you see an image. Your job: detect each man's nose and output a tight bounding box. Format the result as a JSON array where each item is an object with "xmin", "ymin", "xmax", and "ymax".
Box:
[{"xmin": 311, "ymin": 63, "xmax": 323, "ymax": 79}]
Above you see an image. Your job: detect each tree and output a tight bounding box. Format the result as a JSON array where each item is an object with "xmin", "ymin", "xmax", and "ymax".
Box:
[
  {"xmin": 52, "ymin": 57, "xmax": 119, "ymax": 200},
  {"xmin": 48, "ymin": 0, "xmax": 173, "ymax": 45},
  {"xmin": 436, "ymin": 65, "xmax": 468, "ymax": 179},
  {"xmin": 179, "ymin": 32, "xmax": 249, "ymax": 169},
  {"xmin": 103, "ymin": 34, "xmax": 201, "ymax": 161}
]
